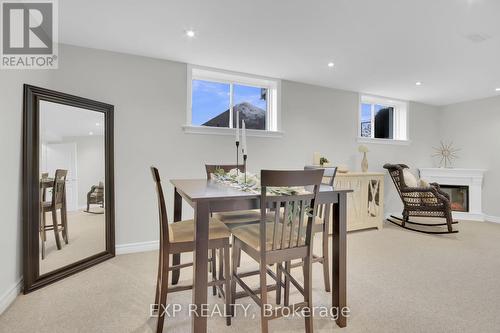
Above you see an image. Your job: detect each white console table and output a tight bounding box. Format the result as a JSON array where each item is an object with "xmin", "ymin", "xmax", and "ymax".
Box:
[{"xmin": 328, "ymin": 172, "xmax": 385, "ymax": 232}]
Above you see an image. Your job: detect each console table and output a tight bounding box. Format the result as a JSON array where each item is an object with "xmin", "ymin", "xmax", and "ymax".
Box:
[{"xmin": 331, "ymin": 172, "xmax": 385, "ymax": 232}]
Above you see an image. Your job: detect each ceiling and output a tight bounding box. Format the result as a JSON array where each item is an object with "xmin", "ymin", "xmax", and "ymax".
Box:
[
  {"xmin": 40, "ymin": 101, "xmax": 104, "ymax": 142},
  {"xmin": 60, "ymin": 0, "xmax": 500, "ymax": 105}
]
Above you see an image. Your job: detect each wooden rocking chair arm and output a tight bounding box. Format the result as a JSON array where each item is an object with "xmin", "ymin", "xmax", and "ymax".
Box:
[{"xmin": 429, "ymin": 183, "xmax": 451, "ymax": 201}]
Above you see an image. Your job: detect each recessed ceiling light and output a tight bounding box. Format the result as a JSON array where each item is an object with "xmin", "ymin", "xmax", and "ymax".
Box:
[
  {"xmin": 185, "ymin": 30, "xmax": 195, "ymax": 38},
  {"xmin": 496, "ymin": 88, "xmax": 500, "ymax": 92},
  {"xmin": 327, "ymin": 62, "xmax": 335, "ymax": 68},
  {"xmin": 415, "ymin": 81, "xmax": 422, "ymax": 86},
  {"xmin": 95, "ymin": 122, "xmax": 100, "ymax": 126},
  {"xmin": 89, "ymin": 131, "xmax": 94, "ymax": 135}
]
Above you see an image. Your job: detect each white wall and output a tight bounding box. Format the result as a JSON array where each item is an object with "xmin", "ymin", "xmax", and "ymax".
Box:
[
  {"xmin": 0, "ymin": 70, "xmax": 49, "ymax": 313},
  {"xmin": 65, "ymin": 136, "xmax": 105, "ymax": 208},
  {"xmin": 438, "ymin": 96, "xmax": 500, "ymax": 218},
  {"xmin": 0, "ymin": 44, "xmax": 441, "ymax": 310},
  {"xmin": 46, "ymin": 45, "xmax": 441, "ymax": 245}
]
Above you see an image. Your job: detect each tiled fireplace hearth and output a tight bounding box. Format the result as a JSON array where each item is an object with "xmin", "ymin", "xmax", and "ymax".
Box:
[{"xmin": 419, "ymin": 168, "xmax": 485, "ymax": 221}]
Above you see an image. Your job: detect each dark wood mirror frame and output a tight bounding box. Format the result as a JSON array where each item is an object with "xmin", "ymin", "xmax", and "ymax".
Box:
[{"xmin": 22, "ymin": 85, "xmax": 115, "ymax": 293}]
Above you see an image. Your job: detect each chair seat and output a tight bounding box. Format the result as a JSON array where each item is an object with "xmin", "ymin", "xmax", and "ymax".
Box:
[
  {"xmin": 212, "ymin": 209, "xmax": 266, "ymax": 228},
  {"xmin": 169, "ymin": 218, "xmax": 230, "ymax": 243},
  {"xmin": 232, "ymin": 222, "xmax": 310, "ymax": 251},
  {"xmin": 41, "ymin": 201, "xmax": 63, "ymax": 211},
  {"xmin": 214, "ymin": 209, "xmax": 322, "ymax": 226}
]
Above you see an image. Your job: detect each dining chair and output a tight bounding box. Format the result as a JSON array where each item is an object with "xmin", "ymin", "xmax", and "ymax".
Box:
[
  {"xmin": 295, "ymin": 165, "xmax": 338, "ymax": 292},
  {"xmin": 230, "ymin": 169, "xmax": 324, "ymax": 333},
  {"xmin": 150, "ymin": 167, "xmax": 232, "ymax": 333},
  {"xmin": 40, "ymin": 169, "xmax": 69, "ymax": 259},
  {"xmin": 205, "ymin": 164, "xmax": 263, "ymax": 228},
  {"xmin": 205, "ymin": 164, "xmax": 264, "ymax": 272}
]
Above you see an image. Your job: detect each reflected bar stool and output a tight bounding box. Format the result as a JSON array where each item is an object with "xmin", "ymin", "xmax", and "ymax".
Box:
[
  {"xmin": 230, "ymin": 169, "xmax": 324, "ymax": 333},
  {"xmin": 40, "ymin": 169, "xmax": 69, "ymax": 259},
  {"xmin": 151, "ymin": 167, "xmax": 232, "ymax": 333}
]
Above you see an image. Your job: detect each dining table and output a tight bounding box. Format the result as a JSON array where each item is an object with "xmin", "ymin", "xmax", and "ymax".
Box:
[{"xmin": 169, "ymin": 178, "xmax": 351, "ymax": 332}]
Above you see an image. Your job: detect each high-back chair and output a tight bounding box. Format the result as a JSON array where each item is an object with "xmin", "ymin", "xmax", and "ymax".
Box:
[
  {"xmin": 205, "ymin": 164, "xmax": 264, "ymax": 278},
  {"xmin": 230, "ymin": 169, "xmax": 324, "ymax": 333},
  {"xmin": 150, "ymin": 167, "xmax": 232, "ymax": 332},
  {"xmin": 205, "ymin": 164, "xmax": 263, "ymax": 227},
  {"xmin": 297, "ymin": 166, "xmax": 338, "ymax": 292},
  {"xmin": 40, "ymin": 169, "xmax": 68, "ymax": 259},
  {"xmin": 384, "ymin": 163, "xmax": 458, "ymax": 234}
]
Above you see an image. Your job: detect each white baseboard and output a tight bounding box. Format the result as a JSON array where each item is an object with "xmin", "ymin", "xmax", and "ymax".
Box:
[
  {"xmin": 484, "ymin": 215, "xmax": 500, "ymax": 224},
  {"xmin": 115, "ymin": 240, "xmax": 159, "ymax": 255},
  {"xmin": 0, "ymin": 279, "xmax": 22, "ymax": 315}
]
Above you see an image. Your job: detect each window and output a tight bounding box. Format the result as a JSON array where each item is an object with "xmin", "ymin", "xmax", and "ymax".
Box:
[
  {"xmin": 359, "ymin": 95, "xmax": 408, "ymax": 143},
  {"xmin": 186, "ymin": 66, "xmax": 281, "ymax": 136}
]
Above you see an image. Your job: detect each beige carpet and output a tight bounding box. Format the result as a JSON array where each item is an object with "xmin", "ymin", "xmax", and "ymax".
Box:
[
  {"xmin": 2, "ymin": 219, "xmax": 500, "ymax": 332},
  {"xmin": 40, "ymin": 209, "xmax": 106, "ymax": 274}
]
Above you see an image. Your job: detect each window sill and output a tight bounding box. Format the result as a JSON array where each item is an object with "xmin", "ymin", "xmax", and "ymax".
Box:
[
  {"xmin": 357, "ymin": 137, "xmax": 411, "ymax": 146},
  {"xmin": 183, "ymin": 125, "xmax": 284, "ymax": 138}
]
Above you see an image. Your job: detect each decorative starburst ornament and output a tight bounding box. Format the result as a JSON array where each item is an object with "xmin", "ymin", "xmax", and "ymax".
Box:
[{"xmin": 432, "ymin": 141, "xmax": 460, "ymax": 168}]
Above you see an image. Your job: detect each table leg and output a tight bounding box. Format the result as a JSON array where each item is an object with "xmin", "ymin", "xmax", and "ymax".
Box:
[
  {"xmin": 332, "ymin": 192, "xmax": 347, "ymax": 328},
  {"xmin": 192, "ymin": 201, "xmax": 210, "ymax": 333},
  {"xmin": 172, "ymin": 188, "xmax": 182, "ymax": 285}
]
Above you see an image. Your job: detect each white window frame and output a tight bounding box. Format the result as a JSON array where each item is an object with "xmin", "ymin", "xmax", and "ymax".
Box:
[
  {"xmin": 358, "ymin": 94, "xmax": 410, "ymax": 145},
  {"xmin": 184, "ymin": 65, "xmax": 282, "ymax": 137}
]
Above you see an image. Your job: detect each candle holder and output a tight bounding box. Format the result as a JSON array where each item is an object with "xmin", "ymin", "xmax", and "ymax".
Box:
[
  {"xmin": 235, "ymin": 141, "xmax": 240, "ymax": 175},
  {"xmin": 243, "ymin": 154, "xmax": 247, "ymax": 184}
]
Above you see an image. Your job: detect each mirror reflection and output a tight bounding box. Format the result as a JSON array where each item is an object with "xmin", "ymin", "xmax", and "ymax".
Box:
[{"xmin": 39, "ymin": 100, "xmax": 106, "ymax": 274}]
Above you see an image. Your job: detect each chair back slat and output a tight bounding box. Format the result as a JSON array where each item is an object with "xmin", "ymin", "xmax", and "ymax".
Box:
[
  {"xmin": 288, "ymin": 200, "xmax": 294, "ymax": 247},
  {"xmin": 296, "ymin": 200, "xmax": 305, "ymax": 247},
  {"xmin": 272, "ymin": 203, "xmax": 280, "ymax": 251},
  {"xmin": 52, "ymin": 169, "xmax": 68, "ymax": 206},
  {"xmin": 260, "ymin": 169, "xmax": 324, "ymax": 253},
  {"xmin": 150, "ymin": 167, "xmax": 170, "ymax": 250},
  {"xmin": 279, "ymin": 201, "xmax": 290, "ymax": 249},
  {"xmin": 205, "ymin": 164, "xmax": 245, "ymax": 179}
]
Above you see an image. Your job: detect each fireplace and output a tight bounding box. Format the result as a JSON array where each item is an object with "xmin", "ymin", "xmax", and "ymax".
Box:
[
  {"xmin": 440, "ymin": 185, "xmax": 469, "ymax": 212},
  {"xmin": 419, "ymin": 168, "xmax": 485, "ymax": 221}
]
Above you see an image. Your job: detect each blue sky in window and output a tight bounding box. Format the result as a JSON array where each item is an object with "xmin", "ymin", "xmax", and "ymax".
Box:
[
  {"xmin": 233, "ymin": 84, "xmax": 267, "ymax": 110},
  {"xmin": 192, "ymin": 80, "xmax": 230, "ymax": 125},
  {"xmin": 192, "ymin": 80, "xmax": 267, "ymax": 126},
  {"xmin": 361, "ymin": 103, "xmax": 371, "ymax": 122}
]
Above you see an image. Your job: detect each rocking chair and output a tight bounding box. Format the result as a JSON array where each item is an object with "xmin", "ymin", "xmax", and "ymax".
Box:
[
  {"xmin": 383, "ymin": 164, "xmax": 458, "ymax": 234},
  {"xmin": 86, "ymin": 181, "xmax": 104, "ymax": 214}
]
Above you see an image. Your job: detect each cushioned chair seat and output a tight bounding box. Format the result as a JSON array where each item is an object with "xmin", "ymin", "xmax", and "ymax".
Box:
[
  {"xmin": 215, "ymin": 209, "xmax": 322, "ymax": 225},
  {"xmin": 231, "ymin": 214, "xmax": 322, "ymax": 251},
  {"xmin": 169, "ymin": 219, "xmax": 230, "ymax": 243},
  {"xmin": 232, "ymin": 223, "xmax": 307, "ymax": 251},
  {"xmin": 212, "ymin": 209, "xmax": 262, "ymax": 225}
]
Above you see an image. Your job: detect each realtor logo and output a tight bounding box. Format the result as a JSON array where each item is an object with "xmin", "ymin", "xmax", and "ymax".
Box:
[{"xmin": 1, "ymin": 0, "xmax": 58, "ymax": 69}]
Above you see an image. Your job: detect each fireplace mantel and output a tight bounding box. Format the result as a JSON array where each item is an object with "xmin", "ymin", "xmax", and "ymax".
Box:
[{"xmin": 419, "ymin": 168, "xmax": 486, "ymax": 221}]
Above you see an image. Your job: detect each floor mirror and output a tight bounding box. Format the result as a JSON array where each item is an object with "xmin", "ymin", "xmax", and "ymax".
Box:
[{"xmin": 23, "ymin": 85, "xmax": 115, "ymax": 293}]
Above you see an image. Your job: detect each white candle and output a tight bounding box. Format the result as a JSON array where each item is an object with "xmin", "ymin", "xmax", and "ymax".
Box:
[
  {"xmin": 242, "ymin": 120, "xmax": 247, "ymax": 155},
  {"xmin": 235, "ymin": 109, "xmax": 239, "ymax": 142},
  {"xmin": 313, "ymin": 152, "xmax": 321, "ymax": 165}
]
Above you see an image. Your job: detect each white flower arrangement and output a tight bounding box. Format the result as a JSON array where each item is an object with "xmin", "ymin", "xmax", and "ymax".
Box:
[{"xmin": 211, "ymin": 168, "xmax": 305, "ymax": 195}]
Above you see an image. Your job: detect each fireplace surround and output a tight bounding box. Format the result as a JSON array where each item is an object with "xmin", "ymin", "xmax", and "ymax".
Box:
[{"xmin": 419, "ymin": 168, "xmax": 485, "ymax": 221}]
